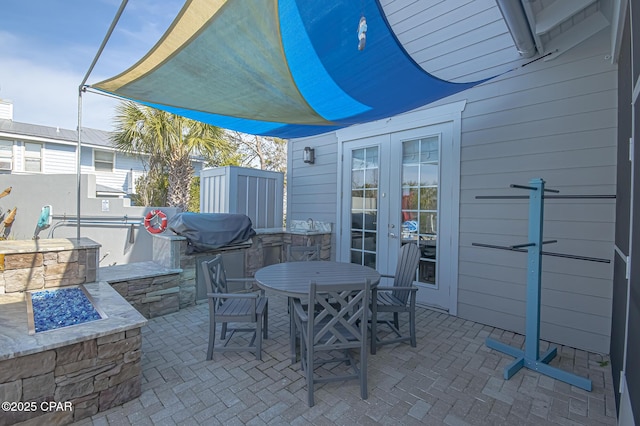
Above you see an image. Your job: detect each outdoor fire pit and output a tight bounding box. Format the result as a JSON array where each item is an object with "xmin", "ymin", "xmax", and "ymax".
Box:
[{"xmin": 26, "ymin": 285, "xmax": 106, "ymax": 334}]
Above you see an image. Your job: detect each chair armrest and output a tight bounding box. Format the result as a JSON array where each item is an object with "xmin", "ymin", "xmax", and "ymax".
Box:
[
  {"xmin": 374, "ymin": 286, "xmax": 418, "ymax": 292},
  {"xmin": 227, "ymin": 278, "xmax": 255, "ymax": 283},
  {"xmin": 256, "ymin": 296, "xmax": 268, "ymax": 314},
  {"xmin": 379, "ymin": 274, "xmax": 395, "ymax": 279},
  {"xmin": 207, "ymin": 292, "xmax": 259, "ymax": 299},
  {"xmin": 292, "ymin": 299, "xmax": 308, "ymax": 322},
  {"xmin": 374, "ymin": 286, "xmax": 395, "ymax": 291}
]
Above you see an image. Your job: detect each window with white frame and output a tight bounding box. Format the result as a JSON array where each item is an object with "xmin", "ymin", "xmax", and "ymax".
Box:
[
  {"xmin": 24, "ymin": 142, "xmax": 42, "ymax": 172},
  {"xmin": 0, "ymin": 140, "xmax": 13, "ymax": 171},
  {"xmin": 94, "ymin": 150, "xmax": 114, "ymax": 172}
]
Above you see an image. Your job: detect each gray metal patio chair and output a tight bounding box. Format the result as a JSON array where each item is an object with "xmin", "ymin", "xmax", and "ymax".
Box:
[
  {"xmin": 370, "ymin": 243, "xmax": 420, "ymax": 354},
  {"xmin": 286, "ymin": 244, "xmax": 321, "ymax": 262},
  {"xmin": 201, "ymin": 255, "xmax": 268, "ymax": 361},
  {"xmin": 293, "ymin": 279, "xmax": 371, "ymax": 407}
]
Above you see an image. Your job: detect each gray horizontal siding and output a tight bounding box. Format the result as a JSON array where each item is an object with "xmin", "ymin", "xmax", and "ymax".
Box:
[
  {"xmin": 460, "ymin": 217, "xmax": 614, "ymax": 243},
  {"xmin": 460, "ymin": 166, "xmax": 617, "ymax": 191},
  {"xmin": 455, "ymin": 31, "xmax": 616, "ymax": 353},
  {"xmin": 459, "ymin": 242, "xmax": 613, "ymax": 281},
  {"xmin": 287, "ymin": 133, "xmax": 339, "ymax": 224},
  {"xmin": 287, "ymin": 133, "xmax": 339, "ymax": 260},
  {"xmin": 458, "ymin": 269, "xmax": 613, "ymax": 300}
]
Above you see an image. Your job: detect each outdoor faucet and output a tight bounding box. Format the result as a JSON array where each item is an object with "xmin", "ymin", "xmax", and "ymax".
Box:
[{"xmin": 307, "ymin": 218, "xmax": 314, "ymax": 230}]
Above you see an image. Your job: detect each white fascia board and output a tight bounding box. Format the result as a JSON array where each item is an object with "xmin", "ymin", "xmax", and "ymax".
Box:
[{"xmin": 336, "ymin": 100, "xmax": 467, "ymax": 142}]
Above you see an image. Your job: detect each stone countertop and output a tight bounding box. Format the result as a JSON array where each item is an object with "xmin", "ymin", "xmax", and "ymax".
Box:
[
  {"xmin": 99, "ymin": 261, "xmax": 182, "ymax": 282},
  {"xmin": 0, "ymin": 237, "xmax": 101, "ymax": 255},
  {"xmin": 255, "ymin": 228, "xmax": 331, "ymax": 236},
  {"xmin": 150, "ymin": 228, "xmax": 331, "ymax": 238},
  {"xmin": 255, "ymin": 228, "xmax": 287, "ymax": 235},
  {"xmin": 0, "ymin": 281, "xmax": 147, "ymax": 361}
]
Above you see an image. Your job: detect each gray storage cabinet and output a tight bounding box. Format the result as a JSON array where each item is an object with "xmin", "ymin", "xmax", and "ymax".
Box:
[{"xmin": 200, "ymin": 166, "xmax": 284, "ymax": 229}]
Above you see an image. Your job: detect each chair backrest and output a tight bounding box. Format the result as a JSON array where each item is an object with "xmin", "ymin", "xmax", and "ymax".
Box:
[
  {"xmin": 201, "ymin": 255, "xmax": 229, "ymax": 298},
  {"xmin": 392, "ymin": 243, "xmax": 421, "ymax": 304},
  {"xmin": 287, "ymin": 244, "xmax": 321, "ymax": 262},
  {"xmin": 307, "ymin": 279, "xmax": 370, "ymax": 350}
]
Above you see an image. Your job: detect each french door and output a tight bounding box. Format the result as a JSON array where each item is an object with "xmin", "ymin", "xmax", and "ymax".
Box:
[{"xmin": 340, "ymin": 122, "xmax": 457, "ymax": 311}]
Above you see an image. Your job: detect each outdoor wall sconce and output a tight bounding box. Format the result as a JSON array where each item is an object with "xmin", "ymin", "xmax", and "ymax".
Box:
[{"xmin": 303, "ymin": 146, "xmax": 315, "ymax": 164}]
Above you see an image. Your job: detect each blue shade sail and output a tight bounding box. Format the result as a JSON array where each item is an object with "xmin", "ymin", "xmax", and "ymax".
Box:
[{"xmin": 91, "ymin": 0, "xmax": 486, "ymax": 138}]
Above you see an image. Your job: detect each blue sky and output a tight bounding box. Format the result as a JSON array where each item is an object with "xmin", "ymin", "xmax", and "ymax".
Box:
[{"xmin": 0, "ymin": 0, "xmax": 183, "ymax": 131}]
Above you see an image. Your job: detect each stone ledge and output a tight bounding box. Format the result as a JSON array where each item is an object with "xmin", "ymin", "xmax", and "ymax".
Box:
[
  {"xmin": 100, "ymin": 262, "xmax": 182, "ymax": 319},
  {"xmin": 0, "ymin": 238, "xmax": 101, "ymax": 255},
  {"xmin": 0, "ymin": 282, "xmax": 147, "ymax": 361},
  {"xmin": 98, "ymin": 261, "xmax": 182, "ymax": 283}
]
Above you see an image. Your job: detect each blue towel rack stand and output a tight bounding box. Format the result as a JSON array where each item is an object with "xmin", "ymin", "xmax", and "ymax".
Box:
[{"xmin": 472, "ymin": 178, "xmax": 614, "ymax": 392}]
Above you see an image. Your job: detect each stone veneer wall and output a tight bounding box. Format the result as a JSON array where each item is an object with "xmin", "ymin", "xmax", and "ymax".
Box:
[
  {"xmin": 176, "ymin": 245, "xmax": 197, "ymax": 309},
  {"xmin": 0, "ymin": 242, "xmax": 98, "ymax": 294},
  {"xmin": 108, "ymin": 273, "xmax": 181, "ymax": 319},
  {"xmin": 151, "ymin": 231, "xmax": 332, "ymax": 308},
  {"xmin": 0, "ymin": 328, "xmax": 142, "ymax": 425},
  {"xmin": 244, "ymin": 232, "xmax": 332, "ymax": 276}
]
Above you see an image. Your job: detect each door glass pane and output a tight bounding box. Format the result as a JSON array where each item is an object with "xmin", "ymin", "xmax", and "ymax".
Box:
[
  {"xmin": 420, "ymin": 139, "xmax": 439, "ymax": 162},
  {"xmin": 419, "ymin": 188, "xmax": 437, "ymax": 210},
  {"xmin": 350, "ymin": 147, "xmax": 378, "ymax": 267},
  {"xmin": 363, "ymin": 252, "xmax": 376, "ymax": 268},
  {"xmin": 420, "ymin": 164, "xmax": 438, "ymax": 186},
  {"xmin": 403, "ymin": 165, "xmax": 419, "ymax": 186},
  {"xmin": 353, "ymin": 149, "xmax": 365, "ymax": 165},
  {"xmin": 401, "ymin": 137, "xmax": 439, "ymax": 285},
  {"xmin": 365, "ymin": 148, "xmax": 379, "ymax": 166},
  {"xmin": 419, "ymin": 213, "xmax": 437, "ymax": 234},
  {"xmin": 351, "ymin": 230, "xmax": 363, "ymax": 250},
  {"xmin": 351, "ymin": 190, "xmax": 364, "ymax": 209},
  {"xmin": 403, "ymin": 188, "xmax": 419, "ymax": 210},
  {"xmin": 352, "ymin": 170, "xmax": 365, "ymax": 188},
  {"xmin": 364, "ymin": 169, "xmax": 378, "ymax": 187},
  {"xmin": 402, "ymin": 140, "xmax": 419, "ymax": 164}
]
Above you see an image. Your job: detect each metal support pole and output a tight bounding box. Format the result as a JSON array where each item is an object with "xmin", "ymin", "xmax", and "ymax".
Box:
[
  {"xmin": 75, "ymin": 0, "xmax": 130, "ymax": 240},
  {"xmin": 76, "ymin": 89, "xmax": 83, "ymax": 240}
]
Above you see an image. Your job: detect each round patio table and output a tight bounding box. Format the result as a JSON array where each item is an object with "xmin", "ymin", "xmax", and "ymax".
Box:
[
  {"xmin": 254, "ymin": 261, "xmax": 381, "ymax": 363},
  {"xmin": 254, "ymin": 261, "xmax": 381, "ymax": 297}
]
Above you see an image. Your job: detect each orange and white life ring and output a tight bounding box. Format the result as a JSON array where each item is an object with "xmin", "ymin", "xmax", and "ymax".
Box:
[{"xmin": 144, "ymin": 209, "xmax": 168, "ymax": 234}]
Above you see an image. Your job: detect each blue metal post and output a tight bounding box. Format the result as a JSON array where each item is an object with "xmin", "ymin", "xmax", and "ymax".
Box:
[
  {"xmin": 485, "ymin": 178, "xmax": 592, "ymax": 391},
  {"xmin": 525, "ymin": 178, "xmax": 544, "ymax": 360}
]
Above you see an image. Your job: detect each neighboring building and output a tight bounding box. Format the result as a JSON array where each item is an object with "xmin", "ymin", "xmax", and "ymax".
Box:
[
  {"xmin": 286, "ymin": 1, "xmax": 637, "ymax": 423},
  {"xmin": 0, "ymin": 100, "xmax": 204, "ymax": 198}
]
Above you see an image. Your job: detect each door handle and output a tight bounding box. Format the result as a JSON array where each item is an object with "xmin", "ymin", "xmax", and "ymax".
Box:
[{"xmin": 389, "ymin": 233, "xmax": 398, "ymax": 239}]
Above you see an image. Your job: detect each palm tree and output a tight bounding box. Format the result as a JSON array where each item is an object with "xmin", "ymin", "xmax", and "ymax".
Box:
[{"xmin": 111, "ymin": 101, "xmax": 231, "ymax": 211}]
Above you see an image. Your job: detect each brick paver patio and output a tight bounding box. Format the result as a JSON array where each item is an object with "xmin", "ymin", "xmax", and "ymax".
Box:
[{"xmin": 74, "ymin": 294, "xmax": 617, "ymax": 425}]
